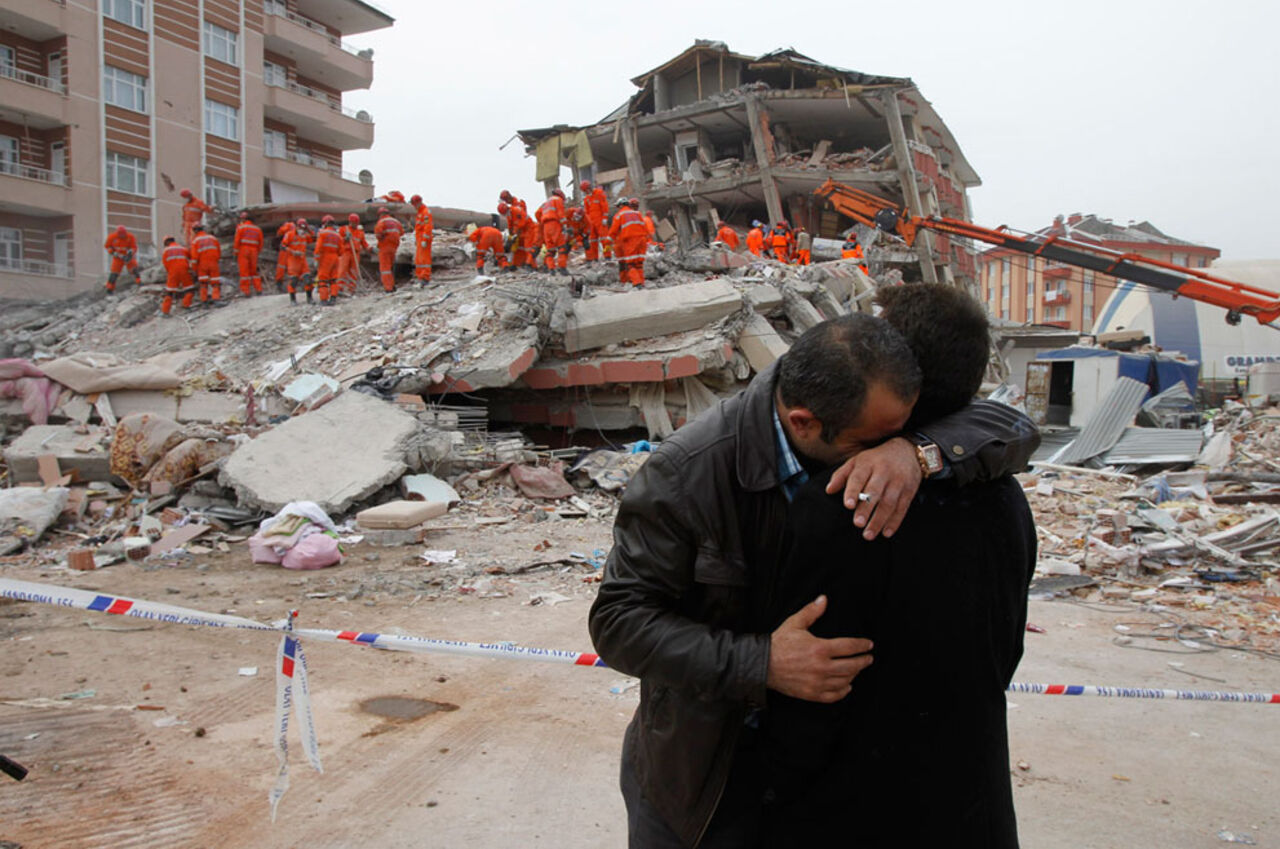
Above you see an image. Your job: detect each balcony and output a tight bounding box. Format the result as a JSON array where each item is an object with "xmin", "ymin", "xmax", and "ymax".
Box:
[
  {"xmin": 263, "ymin": 149, "xmax": 369, "ymax": 202},
  {"xmin": 293, "ymin": 0, "xmax": 394, "ymax": 36},
  {"xmin": 263, "ymin": 2, "xmax": 373, "ymax": 91},
  {"xmin": 263, "ymin": 79, "xmax": 374, "ymax": 151},
  {"xmin": 0, "ymin": 64, "xmax": 68, "ymax": 129},
  {"xmin": 1044, "ymin": 261, "xmax": 1073, "ymax": 279},
  {"xmin": 0, "ymin": 257, "xmax": 77, "ymax": 300},
  {"xmin": 4, "ymin": 0, "xmax": 67, "ymax": 41},
  {"xmin": 1043, "ymin": 288, "xmax": 1072, "ymax": 305},
  {"xmin": 0, "ymin": 160, "xmax": 72, "ymax": 215}
]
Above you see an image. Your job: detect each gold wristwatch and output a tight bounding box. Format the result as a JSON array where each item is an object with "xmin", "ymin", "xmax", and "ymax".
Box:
[{"xmin": 910, "ymin": 435, "xmax": 944, "ymax": 478}]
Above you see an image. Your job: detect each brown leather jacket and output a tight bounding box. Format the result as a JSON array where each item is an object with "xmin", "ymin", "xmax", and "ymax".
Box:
[{"xmin": 588, "ymin": 360, "xmax": 1040, "ymax": 847}]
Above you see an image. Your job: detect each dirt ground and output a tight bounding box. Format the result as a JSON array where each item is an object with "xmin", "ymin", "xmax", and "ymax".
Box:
[{"xmin": 1, "ymin": 514, "xmax": 1277, "ymax": 848}]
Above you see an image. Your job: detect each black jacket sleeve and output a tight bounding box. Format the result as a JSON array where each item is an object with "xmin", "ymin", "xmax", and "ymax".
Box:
[{"xmin": 917, "ymin": 400, "xmax": 1041, "ymax": 487}]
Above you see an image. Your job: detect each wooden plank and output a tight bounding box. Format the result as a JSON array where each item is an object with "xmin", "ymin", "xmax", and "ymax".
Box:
[
  {"xmin": 151, "ymin": 523, "xmax": 212, "ymax": 554},
  {"xmin": 807, "ymin": 139, "xmax": 832, "ymax": 166}
]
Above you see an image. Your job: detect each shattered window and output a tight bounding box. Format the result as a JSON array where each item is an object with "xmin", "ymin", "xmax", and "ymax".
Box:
[{"xmin": 205, "ymin": 174, "xmax": 240, "ymax": 209}]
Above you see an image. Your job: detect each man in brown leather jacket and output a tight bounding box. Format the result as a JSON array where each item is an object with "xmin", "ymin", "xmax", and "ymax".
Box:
[{"xmin": 588, "ymin": 311, "xmax": 1040, "ymax": 848}]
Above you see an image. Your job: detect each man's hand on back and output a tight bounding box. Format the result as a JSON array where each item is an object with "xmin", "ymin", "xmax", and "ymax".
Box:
[
  {"xmin": 766, "ymin": 595, "xmax": 873, "ymax": 703},
  {"xmin": 826, "ymin": 436, "xmax": 922, "ymax": 540}
]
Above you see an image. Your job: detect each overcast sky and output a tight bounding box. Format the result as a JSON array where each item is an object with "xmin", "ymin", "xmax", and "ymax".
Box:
[{"xmin": 343, "ymin": 0, "xmax": 1278, "ymax": 262}]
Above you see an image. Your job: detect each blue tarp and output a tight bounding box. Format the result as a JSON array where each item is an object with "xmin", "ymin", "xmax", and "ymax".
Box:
[{"xmin": 1036, "ymin": 347, "xmax": 1200, "ymax": 399}]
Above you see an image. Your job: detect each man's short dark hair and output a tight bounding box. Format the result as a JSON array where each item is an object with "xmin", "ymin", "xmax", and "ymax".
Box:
[
  {"xmin": 876, "ymin": 283, "xmax": 989, "ymax": 428},
  {"xmin": 778, "ymin": 314, "xmax": 921, "ymax": 442}
]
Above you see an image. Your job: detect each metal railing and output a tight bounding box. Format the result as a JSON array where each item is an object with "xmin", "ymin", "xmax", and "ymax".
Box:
[
  {"xmin": 265, "ymin": 149, "xmax": 362, "ymax": 184},
  {"xmin": 265, "ymin": 78, "xmax": 372, "ymax": 123},
  {"xmin": 263, "ymin": 1, "xmax": 372, "ymax": 60},
  {"xmin": 0, "ymin": 159, "xmax": 68, "ymax": 186},
  {"xmin": 0, "ymin": 62, "xmax": 65, "ymax": 95},
  {"xmin": 0, "ymin": 257, "xmax": 74, "ymax": 278}
]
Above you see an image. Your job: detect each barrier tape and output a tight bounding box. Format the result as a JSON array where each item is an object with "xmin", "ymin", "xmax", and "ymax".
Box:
[{"xmin": 1007, "ymin": 682, "xmax": 1280, "ymax": 704}]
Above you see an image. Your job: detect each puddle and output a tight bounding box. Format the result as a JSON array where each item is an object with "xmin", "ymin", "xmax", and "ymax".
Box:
[{"xmin": 359, "ymin": 696, "xmax": 458, "ymax": 722}]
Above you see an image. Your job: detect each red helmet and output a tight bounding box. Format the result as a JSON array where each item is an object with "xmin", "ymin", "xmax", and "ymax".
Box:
[
  {"xmin": 115, "ymin": 225, "xmax": 127, "ymax": 235},
  {"xmin": 410, "ymin": 194, "xmax": 422, "ymax": 205},
  {"xmin": 497, "ymin": 202, "xmax": 509, "ymax": 215},
  {"xmin": 628, "ymin": 197, "xmax": 640, "ymax": 208},
  {"xmin": 180, "ymin": 188, "xmax": 192, "ymax": 198},
  {"xmin": 239, "ymin": 211, "xmax": 249, "ymax": 219},
  {"xmin": 322, "ymin": 214, "xmax": 335, "ymax": 224},
  {"xmin": 348, "ymin": 213, "xmax": 360, "ymax": 224},
  {"xmin": 192, "ymin": 224, "xmax": 204, "ymax": 232},
  {"xmin": 296, "ymin": 218, "xmax": 307, "ymax": 227},
  {"xmin": 552, "ymin": 188, "xmax": 565, "ymax": 199},
  {"xmin": 579, "ymin": 180, "xmax": 591, "ymax": 192},
  {"xmin": 378, "ymin": 206, "xmax": 389, "ymax": 216},
  {"xmin": 500, "ymin": 190, "xmax": 513, "ymax": 202}
]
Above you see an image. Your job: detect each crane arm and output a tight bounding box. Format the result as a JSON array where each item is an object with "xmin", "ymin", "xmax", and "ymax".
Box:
[{"xmin": 814, "ymin": 179, "xmax": 1280, "ymax": 327}]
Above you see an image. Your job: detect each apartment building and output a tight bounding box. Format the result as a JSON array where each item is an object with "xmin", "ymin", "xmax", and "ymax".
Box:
[
  {"xmin": 0, "ymin": 0, "xmax": 392, "ymax": 301},
  {"xmin": 977, "ymin": 213, "xmax": 1220, "ymax": 333}
]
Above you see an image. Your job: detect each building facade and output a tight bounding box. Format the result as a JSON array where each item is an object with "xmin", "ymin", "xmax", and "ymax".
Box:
[
  {"xmin": 0, "ymin": 0, "xmax": 391, "ymax": 301},
  {"xmin": 977, "ymin": 213, "xmax": 1220, "ymax": 333}
]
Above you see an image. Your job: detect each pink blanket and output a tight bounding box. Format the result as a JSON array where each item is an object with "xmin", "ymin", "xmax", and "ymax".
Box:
[{"xmin": 0, "ymin": 359, "xmax": 61, "ymax": 425}]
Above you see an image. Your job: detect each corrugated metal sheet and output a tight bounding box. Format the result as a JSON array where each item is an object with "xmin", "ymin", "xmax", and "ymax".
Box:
[
  {"xmin": 1053, "ymin": 377, "xmax": 1149, "ymax": 464},
  {"xmin": 1031, "ymin": 428, "xmax": 1078, "ymax": 463},
  {"xmin": 1102, "ymin": 427, "xmax": 1204, "ymax": 465}
]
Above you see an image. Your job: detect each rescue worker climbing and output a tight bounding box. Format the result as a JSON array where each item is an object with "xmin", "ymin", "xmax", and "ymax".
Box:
[
  {"xmin": 373, "ymin": 206, "xmax": 403, "ymax": 292},
  {"xmin": 273, "ymin": 220, "xmax": 295, "ymax": 292},
  {"xmin": 234, "ymin": 212, "xmax": 264, "ymax": 296},
  {"xmin": 314, "ymin": 215, "xmax": 343, "ymax": 305},
  {"xmin": 714, "ymin": 221, "xmax": 740, "ymax": 250},
  {"xmin": 536, "ymin": 188, "xmax": 568, "ymax": 275},
  {"xmin": 411, "ymin": 194, "xmax": 433, "ymax": 285},
  {"xmin": 769, "ymin": 222, "xmax": 792, "ymax": 262},
  {"xmin": 337, "ymin": 213, "xmax": 368, "ymax": 295},
  {"xmin": 282, "ymin": 218, "xmax": 312, "ymax": 304},
  {"xmin": 567, "ymin": 206, "xmax": 590, "ymax": 256},
  {"xmin": 581, "ymin": 180, "xmax": 610, "ymax": 262},
  {"xmin": 189, "ymin": 224, "xmax": 223, "ymax": 303},
  {"xmin": 468, "ymin": 224, "xmax": 507, "ymax": 273},
  {"xmin": 841, "ymin": 232, "xmax": 869, "ymax": 275},
  {"xmin": 746, "ymin": 220, "xmax": 765, "ymax": 256},
  {"xmin": 179, "ymin": 189, "xmax": 213, "ymax": 245},
  {"xmin": 644, "ymin": 211, "xmax": 664, "ymax": 250},
  {"xmin": 794, "ymin": 226, "xmax": 812, "ymax": 265},
  {"xmin": 609, "ymin": 198, "xmax": 649, "ymax": 287},
  {"xmin": 103, "ymin": 225, "xmax": 138, "ymax": 293},
  {"xmin": 159, "ymin": 236, "xmax": 195, "ymax": 316}
]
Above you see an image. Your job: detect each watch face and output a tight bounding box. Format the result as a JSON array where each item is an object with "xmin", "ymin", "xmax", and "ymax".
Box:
[{"xmin": 920, "ymin": 444, "xmax": 944, "ymax": 473}]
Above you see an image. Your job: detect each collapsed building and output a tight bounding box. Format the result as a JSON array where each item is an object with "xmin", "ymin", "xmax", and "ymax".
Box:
[{"xmin": 516, "ymin": 40, "xmax": 981, "ymax": 289}]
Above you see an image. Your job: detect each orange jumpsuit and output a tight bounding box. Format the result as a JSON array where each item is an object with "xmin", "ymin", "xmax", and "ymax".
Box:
[
  {"xmin": 769, "ymin": 228, "xmax": 791, "ymax": 262},
  {"xmin": 715, "ymin": 224, "xmax": 740, "ymax": 250},
  {"xmin": 644, "ymin": 213, "xmax": 663, "ymax": 250},
  {"xmin": 337, "ymin": 224, "xmax": 368, "ymax": 294},
  {"xmin": 582, "ymin": 187, "xmax": 609, "ymax": 261},
  {"xmin": 794, "ymin": 231, "xmax": 812, "ymax": 266},
  {"xmin": 609, "ymin": 208, "xmax": 649, "ymax": 287},
  {"xmin": 469, "ymin": 226, "xmax": 507, "ymax": 272},
  {"xmin": 374, "ymin": 214, "xmax": 403, "ymax": 292},
  {"xmin": 746, "ymin": 227, "xmax": 765, "ymax": 256},
  {"xmin": 507, "ymin": 205, "xmax": 536, "ymax": 269},
  {"xmin": 161, "ymin": 242, "xmax": 195, "ymax": 314},
  {"xmin": 567, "ymin": 207, "xmax": 590, "ymax": 254},
  {"xmin": 536, "ymin": 195, "xmax": 567, "ymax": 270},
  {"xmin": 842, "ymin": 240, "xmax": 869, "ymax": 274},
  {"xmin": 314, "ymin": 226, "xmax": 343, "ymax": 302},
  {"xmin": 413, "ymin": 204, "xmax": 433, "ymax": 283},
  {"xmin": 182, "ymin": 197, "xmax": 213, "ymax": 245},
  {"xmin": 282, "ymin": 228, "xmax": 311, "ymax": 296},
  {"xmin": 234, "ymin": 220, "xmax": 264, "ymax": 296},
  {"xmin": 190, "ymin": 232, "xmax": 222, "ymax": 301},
  {"xmin": 103, "ymin": 230, "xmax": 139, "ymax": 291},
  {"xmin": 273, "ymin": 222, "xmax": 295, "ymax": 289}
]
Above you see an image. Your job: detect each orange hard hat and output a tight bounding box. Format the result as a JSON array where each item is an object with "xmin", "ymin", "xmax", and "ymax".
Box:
[
  {"xmin": 348, "ymin": 213, "xmax": 360, "ymax": 224},
  {"xmin": 628, "ymin": 197, "xmax": 640, "ymax": 207},
  {"xmin": 180, "ymin": 188, "xmax": 192, "ymax": 198},
  {"xmin": 410, "ymin": 194, "xmax": 422, "ymax": 205},
  {"xmin": 497, "ymin": 202, "xmax": 509, "ymax": 214},
  {"xmin": 500, "ymin": 190, "xmax": 513, "ymax": 201},
  {"xmin": 378, "ymin": 206, "xmax": 389, "ymax": 215},
  {"xmin": 579, "ymin": 180, "xmax": 591, "ymax": 192},
  {"xmin": 115, "ymin": 225, "xmax": 127, "ymax": 235}
]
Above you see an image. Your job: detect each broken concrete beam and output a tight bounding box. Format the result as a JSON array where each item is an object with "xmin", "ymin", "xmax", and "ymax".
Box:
[
  {"xmin": 4, "ymin": 425, "xmax": 115, "ymax": 484},
  {"xmin": 426, "ymin": 326, "xmax": 539, "ymax": 394},
  {"xmin": 563, "ymin": 280, "xmax": 744, "ymax": 353},
  {"xmin": 521, "ymin": 337, "xmax": 735, "ymax": 389},
  {"xmin": 107, "ymin": 389, "xmax": 245, "ymax": 423},
  {"xmin": 782, "ymin": 289, "xmax": 826, "ymax": 334},
  {"xmin": 219, "ymin": 391, "xmax": 421, "ymax": 515},
  {"xmin": 812, "ymin": 287, "xmax": 846, "ymax": 320},
  {"xmin": 677, "ymin": 248, "xmax": 751, "ymax": 273},
  {"xmin": 738, "ymin": 313, "xmax": 790, "ymax": 372},
  {"xmin": 745, "ymin": 284, "xmax": 783, "ymax": 315}
]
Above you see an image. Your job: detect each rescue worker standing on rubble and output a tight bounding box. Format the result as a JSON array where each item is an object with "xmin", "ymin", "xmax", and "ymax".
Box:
[
  {"xmin": 374, "ymin": 206, "xmax": 403, "ymax": 292},
  {"xmin": 581, "ymin": 180, "xmax": 610, "ymax": 262},
  {"xmin": 609, "ymin": 198, "xmax": 650, "ymax": 287},
  {"xmin": 468, "ymin": 223, "xmax": 507, "ymax": 274},
  {"xmin": 179, "ymin": 188, "xmax": 213, "ymax": 246},
  {"xmin": 842, "ymin": 231, "xmax": 869, "ymax": 275},
  {"xmin": 102, "ymin": 224, "xmax": 138, "ymax": 294},
  {"xmin": 715, "ymin": 221, "xmax": 740, "ymax": 250},
  {"xmin": 159, "ymin": 236, "xmax": 195, "ymax": 316},
  {"xmin": 769, "ymin": 221, "xmax": 792, "ymax": 262},
  {"xmin": 337, "ymin": 213, "xmax": 368, "ymax": 295},
  {"xmin": 314, "ymin": 215, "xmax": 343, "ymax": 306},
  {"xmin": 537, "ymin": 188, "xmax": 569, "ymax": 275},
  {"xmin": 189, "ymin": 223, "xmax": 223, "ymax": 304},
  {"xmin": 410, "ymin": 194, "xmax": 433, "ymax": 286},
  {"xmin": 746, "ymin": 220, "xmax": 765, "ymax": 256},
  {"xmin": 567, "ymin": 205, "xmax": 591, "ymax": 257},
  {"xmin": 282, "ymin": 217, "xmax": 312, "ymax": 305},
  {"xmin": 644, "ymin": 210, "xmax": 665, "ymax": 251},
  {"xmin": 273, "ymin": 219, "xmax": 295, "ymax": 292},
  {"xmin": 234, "ymin": 212, "xmax": 264, "ymax": 297},
  {"xmin": 794, "ymin": 225, "xmax": 812, "ymax": 265}
]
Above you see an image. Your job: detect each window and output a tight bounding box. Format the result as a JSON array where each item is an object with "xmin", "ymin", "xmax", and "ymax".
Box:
[
  {"xmin": 0, "ymin": 46, "xmax": 15, "ymax": 76},
  {"xmin": 103, "ymin": 65, "xmax": 147, "ymax": 112},
  {"xmin": 103, "ymin": 0, "xmax": 146, "ymax": 29},
  {"xmin": 0, "ymin": 227, "xmax": 21, "ymax": 269},
  {"xmin": 1171, "ymin": 253, "xmax": 1188, "ymax": 268},
  {"xmin": 203, "ymin": 21, "xmax": 239, "ymax": 66},
  {"xmin": 105, "ymin": 151, "xmax": 148, "ymax": 195},
  {"xmin": 205, "ymin": 174, "xmax": 240, "ymax": 209},
  {"xmin": 0, "ymin": 135, "xmax": 18, "ymax": 173},
  {"xmin": 263, "ymin": 61, "xmax": 286, "ymax": 87},
  {"xmin": 264, "ymin": 129, "xmax": 287, "ymax": 158},
  {"xmin": 1025, "ymin": 275, "xmax": 1035, "ymax": 323},
  {"xmin": 204, "ymin": 99, "xmax": 239, "ymax": 141}
]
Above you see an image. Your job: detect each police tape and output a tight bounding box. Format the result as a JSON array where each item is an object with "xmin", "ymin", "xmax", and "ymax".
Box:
[{"xmin": 1007, "ymin": 682, "xmax": 1280, "ymax": 704}]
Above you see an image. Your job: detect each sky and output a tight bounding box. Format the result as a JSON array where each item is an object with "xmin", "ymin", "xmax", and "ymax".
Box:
[{"xmin": 342, "ymin": 0, "xmax": 1280, "ymax": 262}]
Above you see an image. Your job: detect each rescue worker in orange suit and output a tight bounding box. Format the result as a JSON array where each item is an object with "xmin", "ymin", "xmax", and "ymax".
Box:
[
  {"xmin": 179, "ymin": 188, "xmax": 213, "ymax": 246},
  {"xmin": 233, "ymin": 212, "xmax": 264, "ymax": 297},
  {"xmin": 159, "ymin": 236, "xmax": 196, "ymax": 316},
  {"xmin": 273, "ymin": 220, "xmax": 295, "ymax": 292},
  {"xmin": 714, "ymin": 221, "xmax": 740, "ymax": 250},
  {"xmin": 643, "ymin": 211, "xmax": 665, "ymax": 251},
  {"xmin": 769, "ymin": 222, "xmax": 792, "ymax": 262},
  {"xmin": 536, "ymin": 188, "xmax": 568, "ymax": 275},
  {"xmin": 282, "ymin": 218, "xmax": 313, "ymax": 305},
  {"xmin": 314, "ymin": 215, "xmax": 344, "ymax": 306},
  {"xmin": 468, "ymin": 224, "xmax": 508, "ymax": 273},
  {"xmin": 410, "ymin": 194, "xmax": 433, "ymax": 285},
  {"xmin": 842, "ymin": 232, "xmax": 869, "ymax": 275},
  {"xmin": 567, "ymin": 206, "xmax": 591, "ymax": 257},
  {"xmin": 189, "ymin": 224, "xmax": 222, "ymax": 304},
  {"xmin": 517, "ymin": 205, "xmax": 540, "ymax": 272},
  {"xmin": 581, "ymin": 180, "xmax": 610, "ymax": 262},
  {"xmin": 794, "ymin": 225, "xmax": 812, "ymax": 265},
  {"xmin": 337, "ymin": 213, "xmax": 368, "ymax": 295},
  {"xmin": 746, "ymin": 220, "xmax": 765, "ymax": 256},
  {"xmin": 609, "ymin": 198, "xmax": 650, "ymax": 287},
  {"xmin": 102, "ymin": 225, "xmax": 138, "ymax": 293},
  {"xmin": 373, "ymin": 207, "xmax": 403, "ymax": 292},
  {"xmin": 497, "ymin": 202, "xmax": 517, "ymax": 269},
  {"xmin": 499, "ymin": 190, "xmax": 527, "ymax": 220},
  {"xmin": 375, "ymin": 189, "xmax": 406, "ymax": 204}
]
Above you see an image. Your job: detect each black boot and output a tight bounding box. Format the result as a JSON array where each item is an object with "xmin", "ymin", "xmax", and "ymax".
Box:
[
  {"xmin": 306, "ymin": 289, "xmax": 313, "ymax": 304},
  {"xmin": 289, "ymin": 291, "xmax": 297, "ymax": 305}
]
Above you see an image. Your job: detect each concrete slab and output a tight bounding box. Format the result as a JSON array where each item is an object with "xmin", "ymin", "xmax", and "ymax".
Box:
[
  {"xmin": 107, "ymin": 389, "xmax": 245, "ymax": 423},
  {"xmin": 521, "ymin": 337, "xmax": 735, "ymax": 389},
  {"xmin": 782, "ymin": 289, "xmax": 826, "ymax": 334},
  {"xmin": 738, "ymin": 314, "xmax": 790, "ymax": 372},
  {"xmin": 563, "ymin": 279, "xmax": 744, "ymax": 353},
  {"xmin": 4, "ymin": 426, "xmax": 115, "ymax": 484},
  {"xmin": 219, "ymin": 391, "xmax": 421, "ymax": 515},
  {"xmin": 427, "ymin": 327, "xmax": 539, "ymax": 394},
  {"xmin": 745, "ymin": 284, "xmax": 784, "ymax": 314}
]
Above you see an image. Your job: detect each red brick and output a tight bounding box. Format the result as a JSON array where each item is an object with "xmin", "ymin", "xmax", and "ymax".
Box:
[
  {"xmin": 522, "ymin": 367, "xmax": 566, "ymax": 390},
  {"xmin": 566, "ymin": 362, "xmax": 606, "ymax": 386},
  {"xmin": 665, "ymin": 355, "xmax": 701, "ymax": 379},
  {"xmin": 507, "ymin": 347, "xmax": 538, "ymax": 380},
  {"xmin": 601, "ymin": 360, "xmax": 665, "ymax": 383}
]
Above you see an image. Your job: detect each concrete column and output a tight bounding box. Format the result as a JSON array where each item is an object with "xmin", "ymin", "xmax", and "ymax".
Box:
[
  {"xmin": 620, "ymin": 118, "xmax": 645, "ymax": 198},
  {"xmin": 881, "ymin": 88, "xmax": 938, "ymax": 284},
  {"xmin": 743, "ymin": 95, "xmax": 784, "ymax": 226},
  {"xmin": 672, "ymin": 203, "xmax": 694, "ymax": 252}
]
